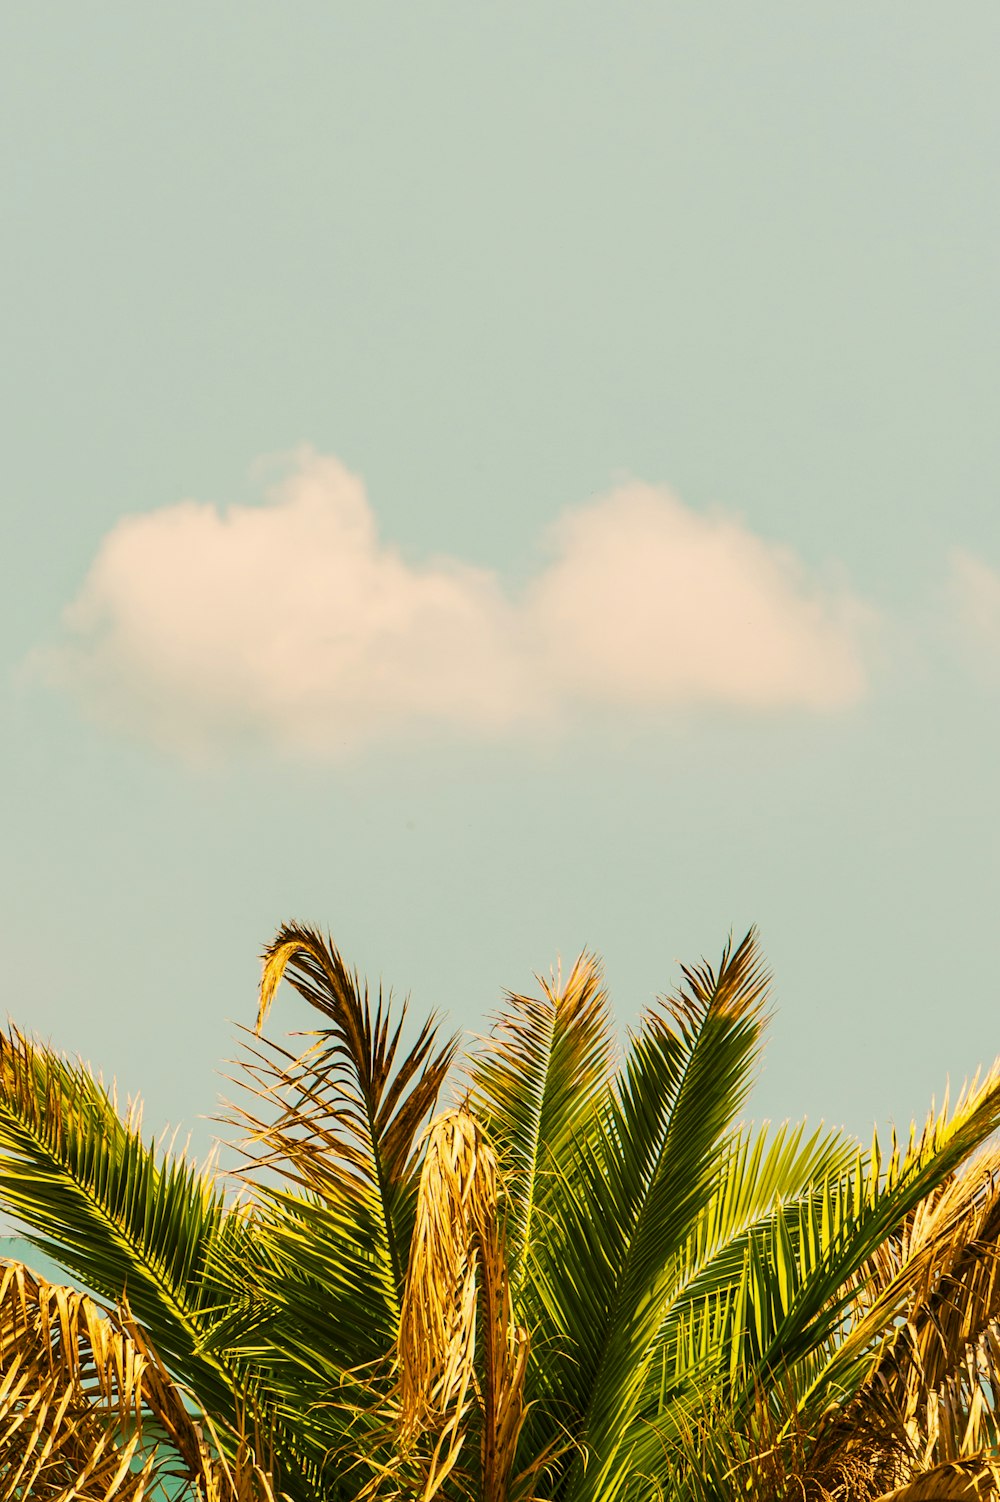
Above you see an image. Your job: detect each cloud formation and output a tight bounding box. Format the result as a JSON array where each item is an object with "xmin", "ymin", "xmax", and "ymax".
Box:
[
  {"xmin": 39, "ymin": 451, "xmax": 872, "ymax": 758},
  {"xmin": 947, "ymin": 548, "xmax": 1000, "ymax": 679}
]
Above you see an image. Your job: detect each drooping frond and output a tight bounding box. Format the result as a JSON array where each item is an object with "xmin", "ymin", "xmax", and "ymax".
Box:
[
  {"xmin": 232, "ymin": 933, "xmax": 606, "ymax": 1497},
  {"xmin": 243, "ymin": 923, "xmax": 458, "ymax": 1296},
  {"xmin": 0, "ymin": 1260, "xmax": 279, "ymax": 1502},
  {"xmin": 201, "ymin": 926, "xmax": 462, "ymax": 1498},
  {"xmin": 0, "ymin": 1260, "xmax": 152, "ymax": 1502},
  {"xmin": 876, "ymin": 1459, "xmax": 1000, "ymax": 1502},
  {"xmin": 391, "ymin": 1111, "xmax": 530, "ymax": 1502},
  {"xmin": 467, "ymin": 952, "xmax": 614, "ymax": 1286}
]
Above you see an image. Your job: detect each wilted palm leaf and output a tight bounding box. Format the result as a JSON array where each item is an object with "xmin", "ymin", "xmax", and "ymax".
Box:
[
  {"xmin": 393, "ymin": 1111, "xmax": 527, "ymax": 1502},
  {"xmin": 878, "ymin": 1460, "xmax": 1000, "ymax": 1502},
  {"xmin": 0, "ymin": 1260, "xmax": 278, "ymax": 1502}
]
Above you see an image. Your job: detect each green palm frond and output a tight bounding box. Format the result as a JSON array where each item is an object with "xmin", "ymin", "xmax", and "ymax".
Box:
[
  {"xmin": 0, "ymin": 1027, "xmax": 242, "ymax": 1423},
  {"xmin": 801, "ymin": 1136, "xmax": 1000, "ymax": 1493},
  {"xmin": 640, "ymin": 1120, "xmax": 861, "ymax": 1403},
  {"xmin": 670, "ymin": 1117, "xmax": 861, "ymax": 1304},
  {"xmin": 624, "ymin": 1070, "xmax": 1000, "ymax": 1497},
  {"xmin": 202, "ymin": 924, "xmax": 461, "ymax": 1495},
  {"xmin": 207, "ymin": 1188, "xmax": 400, "ymax": 1376},
  {"xmin": 8, "ymin": 919, "xmax": 1000, "ymax": 1502},
  {"xmin": 522, "ymin": 929, "xmax": 770, "ymax": 1502},
  {"xmin": 467, "ymin": 951, "xmax": 613, "ymax": 1286},
  {"xmin": 0, "ymin": 1026, "xmax": 391, "ymax": 1501},
  {"xmin": 772, "ymin": 1067, "xmax": 1000, "ymax": 1424},
  {"xmin": 243, "ymin": 923, "xmax": 457, "ymax": 1299},
  {"xmin": 221, "ymin": 1032, "xmax": 411, "ymax": 1374}
]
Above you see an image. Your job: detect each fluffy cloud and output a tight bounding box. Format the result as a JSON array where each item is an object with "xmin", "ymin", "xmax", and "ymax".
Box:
[
  {"xmin": 529, "ymin": 485, "xmax": 866, "ymax": 711},
  {"xmin": 39, "ymin": 451, "xmax": 872, "ymax": 758},
  {"xmin": 947, "ymin": 548, "xmax": 1000, "ymax": 678}
]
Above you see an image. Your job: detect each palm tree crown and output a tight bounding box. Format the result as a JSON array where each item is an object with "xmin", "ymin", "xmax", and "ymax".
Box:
[{"xmin": 2, "ymin": 924, "xmax": 1000, "ymax": 1502}]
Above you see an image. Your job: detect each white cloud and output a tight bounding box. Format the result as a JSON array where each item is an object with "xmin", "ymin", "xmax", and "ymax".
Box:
[
  {"xmin": 37, "ymin": 450, "xmax": 873, "ymax": 759},
  {"xmin": 530, "ymin": 484, "xmax": 867, "ymax": 711},
  {"xmin": 947, "ymin": 548, "xmax": 1000, "ymax": 678}
]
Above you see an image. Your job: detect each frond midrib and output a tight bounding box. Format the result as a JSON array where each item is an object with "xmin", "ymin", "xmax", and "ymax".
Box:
[
  {"xmin": 359, "ymin": 1078, "xmax": 406, "ymax": 1305},
  {"xmin": 510, "ymin": 1000, "xmax": 557, "ymax": 1291}
]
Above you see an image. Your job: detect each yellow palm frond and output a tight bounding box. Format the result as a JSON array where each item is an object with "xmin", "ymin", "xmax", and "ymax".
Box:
[
  {"xmin": 876, "ymin": 1457, "xmax": 1000, "ymax": 1502},
  {"xmin": 844, "ymin": 1135, "xmax": 1000, "ymax": 1486},
  {"xmin": 393, "ymin": 1111, "xmax": 529, "ymax": 1502},
  {"xmin": 0, "ymin": 1259, "xmax": 281, "ymax": 1502}
]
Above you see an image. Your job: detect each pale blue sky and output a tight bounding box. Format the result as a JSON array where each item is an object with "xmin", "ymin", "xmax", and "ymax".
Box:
[{"xmin": 3, "ymin": 3, "xmax": 1000, "ymax": 1155}]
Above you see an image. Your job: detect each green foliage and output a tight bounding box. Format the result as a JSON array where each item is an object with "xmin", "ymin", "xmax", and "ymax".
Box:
[{"xmin": 3, "ymin": 924, "xmax": 1000, "ymax": 1502}]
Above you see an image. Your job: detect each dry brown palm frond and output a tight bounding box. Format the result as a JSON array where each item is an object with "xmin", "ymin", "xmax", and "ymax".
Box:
[
  {"xmin": 785, "ymin": 1110, "xmax": 1000, "ymax": 1500},
  {"xmin": 388, "ymin": 1110, "xmax": 529, "ymax": 1502},
  {"xmin": 875, "ymin": 1456, "xmax": 1000, "ymax": 1502},
  {"xmin": 668, "ymin": 1371, "xmax": 906, "ymax": 1502},
  {"xmin": 0, "ymin": 1260, "xmax": 281, "ymax": 1502},
  {"xmin": 0, "ymin": 1260, "xmax": 152, "ymax": 1502},
  {"xmin": 838, "ymin": 1136, "xmax": 1000, "ymax": 1483}
]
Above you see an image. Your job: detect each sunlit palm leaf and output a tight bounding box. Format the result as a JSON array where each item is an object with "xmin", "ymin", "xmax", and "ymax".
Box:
[
  {"xmin": 778, "ymin": 1068, "xmax": 1000, "ymax": 1430},
  {"xmin": 522, "ymin": 930, "xmax": 770, "ymax": 1501},
  {"xmin": 639, "ymin": 1119, "xmax": 862, "ymax": 1407},
  {"xmin": 208, "ymin": 1189, "xmax": 399, "ymax": 1375},
  {"xmin": 0, "ymin": 1028, "xmax": 243, "ymax": 1424},
  {"xmin": 207, "ymin": 925, "xmax": 460, "ymax": 1498},
  {"xmin": 627, "ymin": 1072, "xmax": 1000, "ymax": 1498},
  {"xmin": 467, "ymin": 952, "xmax": 614, "ymax": 1287},
  {"xmin": 876, "ymin": 1459, "xmax": 1000, "ymax": 1502},
  {"xmin": 246, "ymin": 923, "xmax": 457, "ymax": 1297},
  {"xmin": 801, "ymin": 1137, "xmax": 1000, "ymax": 1494}
]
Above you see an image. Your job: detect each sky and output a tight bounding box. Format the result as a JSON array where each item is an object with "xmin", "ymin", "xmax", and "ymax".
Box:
[{"xmin": 3, "ymin": 2, "xmax": 1000, "ymax": 1162}]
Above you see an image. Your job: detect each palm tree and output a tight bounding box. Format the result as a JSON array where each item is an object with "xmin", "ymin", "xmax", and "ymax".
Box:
[{"xmin": 1, "ymin": 925, "xmax": 1000, "ymax": 1501}]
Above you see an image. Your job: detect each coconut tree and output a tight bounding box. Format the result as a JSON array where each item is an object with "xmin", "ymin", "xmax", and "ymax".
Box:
[{"xmin": 1, "ymin": 925, "xmax": 1000, "ymax": 1501}]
